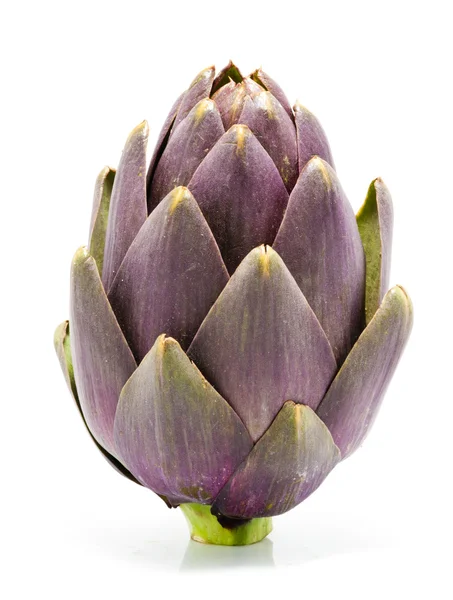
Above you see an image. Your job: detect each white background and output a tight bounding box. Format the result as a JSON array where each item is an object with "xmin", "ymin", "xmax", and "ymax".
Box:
[{"xmin": 1, "ymin": 1, "xmax": 452, "ymax": 598}]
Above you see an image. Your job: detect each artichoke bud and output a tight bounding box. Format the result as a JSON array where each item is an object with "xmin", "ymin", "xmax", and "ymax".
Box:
[{"xmin": 54, "ymin": 63, "xmax": 413, "ymax": 546}]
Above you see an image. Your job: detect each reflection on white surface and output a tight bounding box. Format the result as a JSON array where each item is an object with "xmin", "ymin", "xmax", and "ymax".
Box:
[
  {"xmin": 180, "ymin": 538, "xmax": 275, "ymax": 570},
  {"xmin": 78, "ymin": 503, "xmax": 392, "ymax": 572}
]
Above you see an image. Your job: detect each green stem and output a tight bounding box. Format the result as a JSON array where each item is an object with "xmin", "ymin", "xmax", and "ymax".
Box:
[{"xmin": 180, "ymin": 503, "xmax": 272, "ymax": 546}]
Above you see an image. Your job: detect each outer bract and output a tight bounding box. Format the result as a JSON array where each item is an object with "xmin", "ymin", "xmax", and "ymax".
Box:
[{"xmin": 54, "ymin": 62, "xmax": 413, "ymax": 546}]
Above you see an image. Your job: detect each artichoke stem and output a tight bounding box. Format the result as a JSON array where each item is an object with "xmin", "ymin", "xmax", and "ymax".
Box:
[{"xmin": 180, "ymin": 503, "xmax": 272, "ymax": 546}]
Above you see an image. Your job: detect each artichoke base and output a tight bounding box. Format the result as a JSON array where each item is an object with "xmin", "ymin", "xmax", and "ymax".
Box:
[{"xmin": 180, "ymin": 503, "xmax": 272, "ymax": 546}]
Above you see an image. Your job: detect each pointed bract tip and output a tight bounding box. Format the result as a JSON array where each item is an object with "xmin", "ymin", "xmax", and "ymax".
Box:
[
  {"xmin": 213, "ymin": 61, "xmax": 243, "ymax": 88},
  {"xmin": 308, "ymin": 154, "xmax": 330, "ymax": 168},
  {"xmin": 72, "ymin": 245, "xmax": 91, "ymax": 268},
  {"xmin": 167, "ymin": 186, "xmax": 193, "ymax": 214},
  {"xmin": 304, "ymin": 155, "xmax": 334, "ymax": 187},
  {"xmin": 97, "ymin": 165, "xmax": 113, "ymax": 180},
  {"xmin": 53, "ymin": 320, "xmax": 69, "ymax": 349},
  {"xmin": 374, "ymin": 176, "xmax": 390, "ymax": 191},
  {"xmin": 193, "ymin": 97, "xmax": 216, "ymax": 122},
  {"xmin": 395, "ymin": 284, "xmax": 409, "ymax": 298},
  {"xmin": 241, "ymin": 76, "xmax": 264, "ymax": 94},
  {"xmin": 191, "ymin": 66, "xmax": 215, "ymax": 87},
  {"xmin": 253, "ymin": 244, "xmax": 279, "ymax": 277},
  {"xmin": 227, "ymin": 123, "xmax": 251, "ymax": 152},
  {"xmin": 293, "ymin": 100, "xmax": 312, "ymax": 114},
  {"xmin": 373, "ymin": 286, "xmax": 413, "ymax": 327},
  {"xmin": 250, "ymin": 67, "xmax": 264, "ymax": 80},
  {"xmin": 154, "ymin": 333, "xmax": 168, "ymax": 353},
  {"xmin": 367, "ymin": 177, "xmax": 385, "ymax": 193},
  {"xmin": 392, "ymin": 284, "xmax": 413, "ymax": 309},
  {"xmin": 256, "ymin": 243, "xmax": 272, "ymax": 254},
  {"xmin": 254, "ymin": 91, "xmax": 276, "ymax": 115},
  {"xmin": 229, "ymin": 123, "xmax": 252, "ymax": 135},
  {"xmin": 221, "ymin": 59, "xmax": 241, "ymax": 73},
  {"xmin": 129, "ymin": 120, "xmax": 149, "ymax": 139},
  {"xmin": 154, "ymin": 333, "xmax": 182, "ymax": 361}
]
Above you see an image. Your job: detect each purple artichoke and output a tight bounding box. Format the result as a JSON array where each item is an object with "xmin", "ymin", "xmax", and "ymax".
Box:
[{"xmin": 54, "ymin": 62, "xmax": 413, "ymax": 546}]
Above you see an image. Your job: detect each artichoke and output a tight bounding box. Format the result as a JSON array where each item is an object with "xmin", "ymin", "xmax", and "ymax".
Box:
[{"xmin": 54, "ymin": 62, "xmax": 413, "ymax": 546}]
